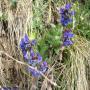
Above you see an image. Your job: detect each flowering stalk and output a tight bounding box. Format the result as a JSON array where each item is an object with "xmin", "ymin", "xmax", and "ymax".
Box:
[
  {"xmin": 20, "ymin": 34, "xmax": 48, "ymax": 78},
  {"xmin": 59, "ymin": 3, "xmax": 75, "ymax": 61},
  {"xmin": 60, "ymin": 3, "xmax": 75, "ymax": 47}
]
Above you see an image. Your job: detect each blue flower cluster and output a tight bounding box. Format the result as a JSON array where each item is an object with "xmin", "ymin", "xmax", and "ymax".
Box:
[
  {"xmin": 60, "ymin": 3, "xmax": 75, "ymax": 26},
  {"xmin": 63, "ymin": 29, "xmax": 74, "ymax": 46},
  {"xmin": 20, "ymin": 34, "xmax": 36, "ymax": 60},
  {"xmin": 20, "ymin": 34, "xmax": 48, "ymax": 77},
  {"xmin": 28, "ymin": 61, "xmax": 48, "ymax": 77},
  {"xmin": 0, "ymin": 86, "xmax": 18, "ymax": 90},
  {"xmin": 60, "ymin": 3, "xmax": 75, "ymax": 46}
]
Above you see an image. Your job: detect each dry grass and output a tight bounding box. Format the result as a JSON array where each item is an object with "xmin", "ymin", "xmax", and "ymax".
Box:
[
  {"xmin": 57, "ymin": 35, "xmax": 90, "ymax": 90},
  {"xmin": 0, "ymin": 0, "xmax": 90, "ymax": 90},
  {"xmin": 0, "ymin": 0, "xmax": 33, "ymax": 89}
]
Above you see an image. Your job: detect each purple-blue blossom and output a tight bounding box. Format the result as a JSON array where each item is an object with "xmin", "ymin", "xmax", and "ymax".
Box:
[
  {"xmin": 63, "ymin": 39, "xmax": 73, "ymax": 46},
  {"xmin": 28, "ymin": 68, "xmax": 41, "ymax": 77},
  {"xmin": 28, "ymin": 61, "xmax": 48, "ymax": 77},
  {"xmin": 20, "ymin": 34, "xmax": 36, "ymax": 60},
  {"xmin": 60, "ymin": 3, "xmax": 75, "ymax": 26},
  {"xmin": 63, "ymin": 29, "xmax": 74, "ymax": 46},
  {"xmin": 20, "ymin": 34, "xmax": 29, "ymax": 51},
  {"xmin": 39, "ymin": 61, "xmax": 48, "ymax": 73},
  {"xmin": 31, "ymin": 40, "xmax": 37, "ymax": 46},
  {"xmin": 20, "ymin": 34, "xmax": 48, "ymax": 78},
  {"xmin": 63, "ymin": 30, "xmax": 74, "ymax": 38},
  {"xmin": 28, "ymin": 52, "xmax": 42, "ymax": 66},
  {"xmin": 65, "ymin": 3, "xmax": 71, "ymax": 10},
  {"xmin": 1, "ymin": 87, "xmax": 18, "ymax": 90},
  {"xmin": 20, "ymin": 34, "xmax": 36, "ymax": 51}
]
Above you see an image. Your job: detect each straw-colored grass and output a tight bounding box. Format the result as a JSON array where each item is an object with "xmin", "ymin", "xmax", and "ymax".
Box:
[
  {"xmin": 55, "ymin": 35, "xmax": 90, "ymax": 90},
  {"xmin": 0, "ymin": 0, "xmax": 90, "ymax": 90}
]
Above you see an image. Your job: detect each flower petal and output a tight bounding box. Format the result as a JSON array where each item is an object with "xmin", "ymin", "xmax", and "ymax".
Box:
[
  {"xmin": 64, "ymin": 30, "xmax": 74, "ymax": 38},
  {"xmin": 71, "ymin": 11, "xmax": 75, "ymax": 15},
  {"xmin": 65, "ymin": 3, "xmax": 71, "ymax": 10},
  {"xmin": 23, "ymin": 34, "xmax": 29, "ymax": 44},
  {"xmin": 31, "ymin": 40, "xmax": 37, "ymax": 46},
  {"xmin": 63, "ymin": 39, "xmax": 73, "ymax": 46}
]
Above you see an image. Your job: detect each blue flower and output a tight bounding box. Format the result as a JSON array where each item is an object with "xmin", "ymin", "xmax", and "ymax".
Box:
[
  {"xmin": 60, "ymin": 3, "xmax": 74, "ymax": 26},
  {"xmin": 30, "ymin": 49, "xmax": 35, "ymax": 57},
  {"xmin": 20, "ymin": 34, "xmax": 30, "ymax": 51},
  {"xmin": 23, "ymin": 34, "xmax": 29, "ymax": 44},
  {"xmin": 20, "ymin": 38, "xmax": 25, "ymax": 51},
  {"xmin": 28, "ymin": 61, "xmax": 48, "ymax": 77},
  {"xmin": 20, "ymin": 34, "xmax": 36, "ymax": 51},
  {"xmin": 65, "ymin": 3, "xmax": 71, "ymax": 10},
  {"xmin": 37, "ymin": 53, "xmax": 42, "ymax": 63},
  {"xmin": 60, "ymin": 8, "xmax": 64, "ymax": 14},
  {"xmin": 61, "ymin": 17, "xmax": 72, "ymax": 26},
  {"xmin": 28, "ymin": 68, "xmax": 41, "ymax": 77},
  {"xmin": 71, "ymin": 11, "xmax": 75, "ymax": 15},
  {"xmin": 20, "ymin": 34, "xmax": 48, "ymax": 78},
  {"xmin": 31, "ymin": 40, "xmax": 37, "ymax": 46},
  {"xmin": 2, "ymin": 87, "xmax": 8, "ymax": 90},
  {"xmin": 63, "ymin": 39, "xmax": 73, "ymax": 46},
  {"xmin": 60, "ymin": 13, "xmax": 72, "ymax": 26},
  {"xmin": 63, "ymin": 30, "xmax": 74, "ymax": 38},
  {"xmin": 63, "ymin": 29, "xmax": 74, "ymax": 46},
  {"xmin": 24, "ymin": 51, "xmax": 30, "ymax": 60},
  {"xmin": 20, "ymin": 34, "xmax": 37, "ymax": 61},
  {"xmin": 28, "ymin": 52, "xmax": 42, "ymax": 66},
  {"xmin": 2, "ymin": 87, "xmax": 11, "ymax": 90},
  {"xmin": 39, "ymin": 61, "xmax": 48, "ymax": 73}
]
